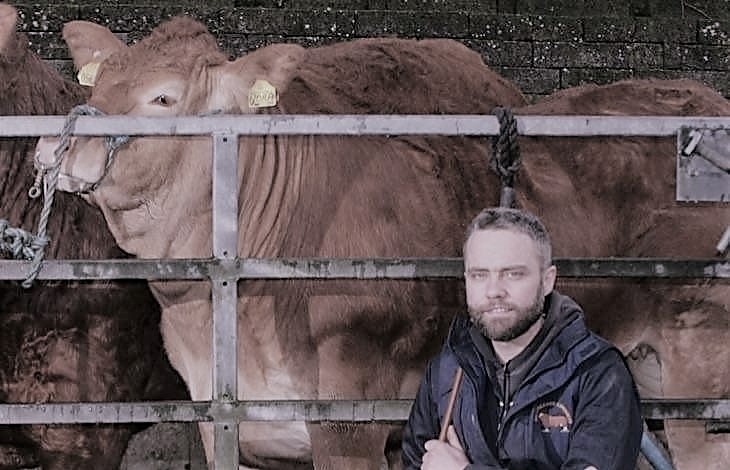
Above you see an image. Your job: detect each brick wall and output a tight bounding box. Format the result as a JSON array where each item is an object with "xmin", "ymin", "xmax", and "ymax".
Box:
[{"xmin": 13, "ymin": 0, "xmax": 730, "ymax": 100}]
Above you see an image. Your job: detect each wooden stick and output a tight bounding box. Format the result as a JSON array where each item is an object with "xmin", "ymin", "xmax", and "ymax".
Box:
[{"xmin": 439, "ymin": 366, "xmax": 464, "ymax": 441}]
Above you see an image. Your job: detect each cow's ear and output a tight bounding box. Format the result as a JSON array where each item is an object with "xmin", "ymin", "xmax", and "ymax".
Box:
[
  {"xmin": 221, "ymin": 44, "xmax": 304, "ymax": 112},
  {"xmin": 0, "ymin": 3, "xmax": 19, "ymax": 53},
  {"xmin": 62, "ymin": 21, "xmax": 126, "ymax": 70}
]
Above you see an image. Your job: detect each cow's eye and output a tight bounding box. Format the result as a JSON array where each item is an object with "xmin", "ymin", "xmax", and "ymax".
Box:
[{"xmin": 151, "ymin": 94, "xmax": 174, "ymax": 106}]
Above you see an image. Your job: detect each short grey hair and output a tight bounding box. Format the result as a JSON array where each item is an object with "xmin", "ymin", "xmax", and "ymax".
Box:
[{"xmin": 463, "ymin": 207, "xmax": 553, "ymax": 269}]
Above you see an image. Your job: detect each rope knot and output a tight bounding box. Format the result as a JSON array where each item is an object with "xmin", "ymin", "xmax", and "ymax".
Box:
[
  {"xmin": 0, "ymin": 218, "xmax": 49, "ymax": 263},
  {"xmin": 490, "ymin": 107, "xmax": 522, "ymax": 208}
]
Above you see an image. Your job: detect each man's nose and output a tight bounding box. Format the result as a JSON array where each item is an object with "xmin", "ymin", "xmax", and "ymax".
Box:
[{"xmin": 483, "ymin": 276, "xmax": 506, "ymax": 298}]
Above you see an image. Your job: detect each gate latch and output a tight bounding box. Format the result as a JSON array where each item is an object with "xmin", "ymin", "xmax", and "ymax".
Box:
[{"xmin": 677, "ymin": 127, "xmax": 730, "ymax": 202}]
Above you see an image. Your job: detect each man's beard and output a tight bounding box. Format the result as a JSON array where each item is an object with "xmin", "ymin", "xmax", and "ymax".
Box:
[{"xmin": 468, "ymin": 284, "xmax": 546, "ymax": 342}]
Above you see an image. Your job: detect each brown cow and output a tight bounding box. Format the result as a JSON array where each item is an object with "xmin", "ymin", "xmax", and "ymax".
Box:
[
  {"xmin": 513, "ymin": 80, "xmax": 730, "ymax": 470},
  {"xmin": 34, "ymin": 15, "xmax": 527, "ymax": 469},
  {"xmin": 0, "ymin": 4, "xmax": 186, "ymax": 469}
]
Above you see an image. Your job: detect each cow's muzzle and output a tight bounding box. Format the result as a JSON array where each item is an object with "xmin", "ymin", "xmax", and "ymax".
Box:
[{"xmin": 31, "ymin": 104, "xmax": 130, "ymax": 196}]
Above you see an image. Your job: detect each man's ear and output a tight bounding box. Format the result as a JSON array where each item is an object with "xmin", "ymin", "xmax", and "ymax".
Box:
[{"xmin": 542, "ymin": 265, "xmax": 557, "ymax": 295}]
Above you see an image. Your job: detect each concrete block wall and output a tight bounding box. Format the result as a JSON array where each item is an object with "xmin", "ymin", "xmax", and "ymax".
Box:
[{"xmin": 11, "ymin": 0, "xmax": 730, "ymax": 101}]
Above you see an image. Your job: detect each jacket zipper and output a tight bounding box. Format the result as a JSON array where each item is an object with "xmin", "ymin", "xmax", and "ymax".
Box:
[{"xmin": 496, "ymin": 366, "xmax": 510, "ymax": 442}]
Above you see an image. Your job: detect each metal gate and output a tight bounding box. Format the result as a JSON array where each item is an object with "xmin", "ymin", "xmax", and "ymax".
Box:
[{"xmin": 1, "ymin": 113, "xmax": 729, "ymax": 468}]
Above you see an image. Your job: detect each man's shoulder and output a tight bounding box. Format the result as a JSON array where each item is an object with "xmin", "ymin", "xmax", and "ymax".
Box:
[
  {"xmin": 571, "ymin": 329, "xmax": 624, "ymax": 364},
  {"xmin": 570, "ymin": 332, "xmax": 636, "ymax": 388}
]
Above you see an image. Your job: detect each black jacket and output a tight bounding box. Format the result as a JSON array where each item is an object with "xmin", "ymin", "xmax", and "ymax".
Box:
[{"xmin": 402, "ymin": 291, "xmax": 643, "ymax": 470}]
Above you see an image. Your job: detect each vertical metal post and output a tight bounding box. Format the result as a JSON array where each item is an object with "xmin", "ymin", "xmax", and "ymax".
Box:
[{"xmin": 212, "ymin": 132, "xmax": 239, "ymax": 468}]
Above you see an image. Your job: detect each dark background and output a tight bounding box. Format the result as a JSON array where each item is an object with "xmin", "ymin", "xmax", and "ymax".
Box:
[{"xmin": 12, "ymin": 0, "xmax": 730, "ymax": 101}]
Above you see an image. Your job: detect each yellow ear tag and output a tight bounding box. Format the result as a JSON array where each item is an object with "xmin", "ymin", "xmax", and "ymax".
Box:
[
  {"xmin": 77, "ymin": 62, "xmax": 100, "ymax": 87},
  {"xmin": 248, "ymin": 79, "xmax": 278, "ymax": 108}
]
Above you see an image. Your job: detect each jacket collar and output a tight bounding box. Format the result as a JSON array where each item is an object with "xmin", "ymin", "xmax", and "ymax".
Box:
[{"xmin": 446, "ymin": 291, "xmax": 598, "ymax": 399}]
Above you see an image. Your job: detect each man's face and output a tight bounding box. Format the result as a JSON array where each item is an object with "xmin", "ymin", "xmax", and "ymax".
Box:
[{"xmin": 464, "ymin": 228, "xmax": 556, "ymax": 342}]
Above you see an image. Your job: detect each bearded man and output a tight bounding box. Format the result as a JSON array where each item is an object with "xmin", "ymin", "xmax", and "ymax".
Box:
[{"xmin": 402, "ymin": 207, "xmax": 642, "ymax": 470}]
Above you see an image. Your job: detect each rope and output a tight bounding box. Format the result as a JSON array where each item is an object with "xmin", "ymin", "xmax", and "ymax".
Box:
[
  {"xmin": 11, "ymin": 105, "xmax": 104, "ymax": 287},
  {"xmin": 0, "ymin": 219, "xmax": 48, "ymax": 261},
  {"xmin": 490, "ymin": 107, "xmax": 522, "ymax": 208},
  {"xmin": 2, "ymin": 104, "xmax": 130, "ymax": 288}
]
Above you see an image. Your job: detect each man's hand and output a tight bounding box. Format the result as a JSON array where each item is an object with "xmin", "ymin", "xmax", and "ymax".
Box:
[{"xmin": 422, "ymin": 426, "xmax": 470, "ymax": 470}]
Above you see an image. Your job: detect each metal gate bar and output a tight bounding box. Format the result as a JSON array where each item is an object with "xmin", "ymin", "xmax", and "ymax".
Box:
[
  {"xmin": 1, "ymin": 399, "xmax": 728, "ymax": 424},
  {"xmin": 211, "ymin": 133, "xmax": 240, "ymax": 468},
  {"xmin": 0, "ymin": 258, "xmax": 727, "ymax": 280},
  {"xmin": 1, "ymin": 115, "xmax": 730, "ymax": 138}
]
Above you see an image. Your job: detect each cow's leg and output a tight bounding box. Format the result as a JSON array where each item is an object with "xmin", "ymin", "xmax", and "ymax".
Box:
[
  {"xmin": 161, "ymin": 297, "xmax": 315, "ymax": 470},
  {"xmin": 306, "ymin": 288, "xmax": 439, "ymax": 470},
  {"xmin": 195, "ymin": 426, "xmax": 273, "ymax": 470},
  {"xmin": 306, "ymin": 292, "xmax": 408, "ymax": 470},
  {"xmin": 655, "ymin": 289, "xmax": 730, "ymax": 470},
  {"xmin": 159, "ymin": 301, "xmax": 217, "ymax": 468},
  {"xmin": 306, "ymin": 422, "xmax": 390, "ymax": 470},
  {"xmin": 663, "ymin": 421, "xmax": 730, "ymax": 470},
  {"xmin": 308, "ymin": 335, "xmax": 393, "ymax": 470},
  {"xmin": 384, "ymin": 426, "xmax": 404, "ymax": 470}
]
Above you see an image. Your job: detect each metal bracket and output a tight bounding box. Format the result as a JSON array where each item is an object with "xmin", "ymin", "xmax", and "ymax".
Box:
[{"xmin": 677, "ymin": 127, "xmax": 730, "ymax": 202}]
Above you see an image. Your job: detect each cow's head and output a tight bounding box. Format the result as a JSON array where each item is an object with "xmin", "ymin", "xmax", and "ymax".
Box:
[{"xmin": 33, "ymin": 16, "xmax": 302, "ymax": 255}]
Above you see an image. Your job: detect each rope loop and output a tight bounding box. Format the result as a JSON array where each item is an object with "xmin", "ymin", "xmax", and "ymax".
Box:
[{"xmin": 17, "ymin": 105, "xmax": 97, "ymax": 287}]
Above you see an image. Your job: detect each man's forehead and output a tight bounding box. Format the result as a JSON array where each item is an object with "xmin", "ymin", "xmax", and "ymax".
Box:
[{"xmin": 464, "ymin": 229, "xmax": 541, "ymax": 266}]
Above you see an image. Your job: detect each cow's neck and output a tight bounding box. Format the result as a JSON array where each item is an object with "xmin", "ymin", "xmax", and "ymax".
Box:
[
  {"xmin": 91, "ymin": 173, "xmax": 214, "ymax": 307},
  {"xmin": 91, "ymin": 143, "xmax": 214, "ymax": 260},
  {"xmin": 90, "ymin": 134, "xmax": 305, "ymax": 307},
  {"xmin": 237, "ymin": 135, "xmax": 305, "ymax": 257},
  {"xmin": 94, "ymin": 196, "xmax": 208, "ymax": 259}
]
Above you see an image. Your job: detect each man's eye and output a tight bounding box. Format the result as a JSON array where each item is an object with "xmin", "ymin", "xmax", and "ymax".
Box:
[
  {"xmin": 504, "ymin": 270, "xmax": 524, "ymax": 279},
  {"xmin": 467, "ymin": 271, "xmax": 487, "ymax": 280}
]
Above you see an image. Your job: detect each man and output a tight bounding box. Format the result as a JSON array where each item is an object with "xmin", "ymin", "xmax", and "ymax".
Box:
[{"xmin": 402, "ymin": 207, "xmax": 642, "ymax": 470}]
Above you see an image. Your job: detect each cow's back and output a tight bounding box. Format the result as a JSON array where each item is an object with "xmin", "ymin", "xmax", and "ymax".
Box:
[
  {"xmin": 276, "ymin": 38, "xmax": 526, "ymax": 259},
  {"xmin": 236, "ymin": 37, "xmax": 527, "ymax": 401}
]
